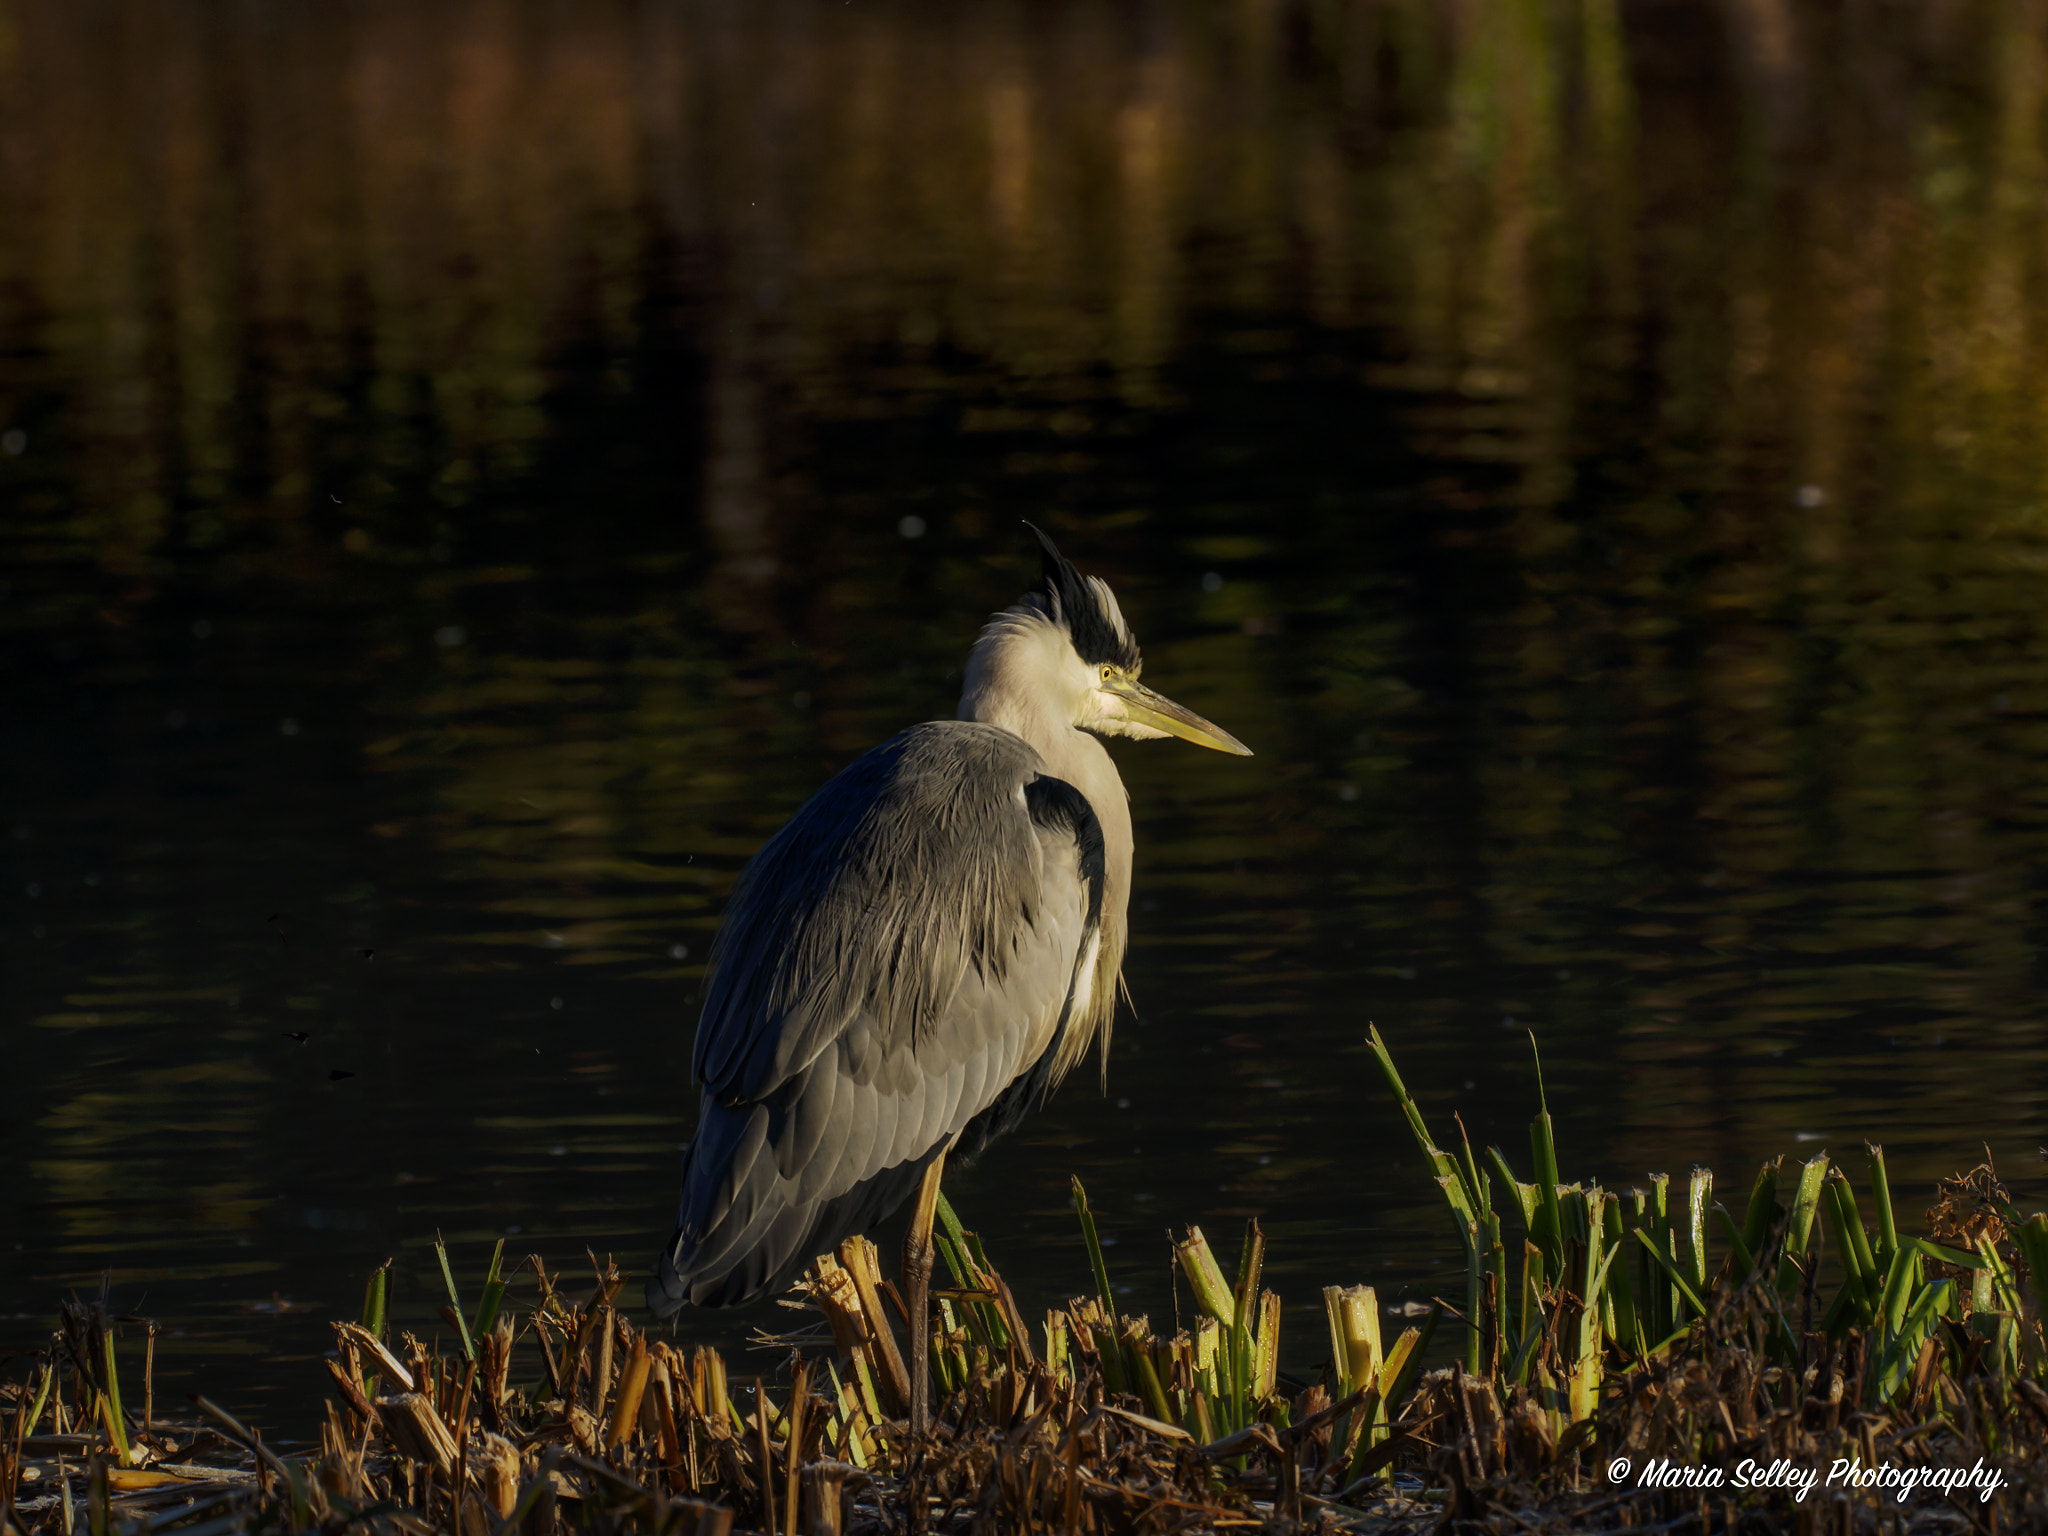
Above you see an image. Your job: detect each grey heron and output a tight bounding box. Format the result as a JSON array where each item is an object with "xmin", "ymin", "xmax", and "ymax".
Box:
[{"xmin": 648, "ymin": 524, "xmax": 1250, "ymax": 1429}]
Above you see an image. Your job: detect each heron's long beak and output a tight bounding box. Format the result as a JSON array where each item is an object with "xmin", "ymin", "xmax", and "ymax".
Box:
[{"xmin": 1105, "ymin": 677, "xmax": 1253, "ymax": 756}]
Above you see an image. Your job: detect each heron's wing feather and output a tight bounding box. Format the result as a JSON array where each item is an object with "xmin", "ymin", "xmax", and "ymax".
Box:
[
  {"xmin": 693, "ymin": 721, "xmax": 1074, "ymax": 1105},
  {"xmin": 658, "ymin": 863, "xmax": 1090, "ymax": 1306},
  {"xmin": 652, "ymin": 720, "xmax": 1105, "ymax": 1311}
]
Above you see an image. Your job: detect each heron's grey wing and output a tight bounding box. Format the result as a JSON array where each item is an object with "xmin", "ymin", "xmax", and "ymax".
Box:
[
  {"xmin": 649, "ymin": 721, "xmax": 1105, "ymax": 1313},
  {"xmin": 689, "ymin": 722, "xmax": 1089, "ymax": 1105}
]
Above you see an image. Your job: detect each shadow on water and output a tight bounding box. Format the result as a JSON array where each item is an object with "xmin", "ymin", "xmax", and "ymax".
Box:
[{"xmin": 4, "ymin": 0, "xmax": 2048, "ymax": 1419}]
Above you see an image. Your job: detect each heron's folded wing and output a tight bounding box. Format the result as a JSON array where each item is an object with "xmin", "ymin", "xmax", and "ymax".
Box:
[
  {"xmin": 690, "ymin": 720, "xmax": 1081, "ymax": 1109},
  {"xmin": 659, "ymin": 826, "xmax": 1095, "ymax": 1305}
]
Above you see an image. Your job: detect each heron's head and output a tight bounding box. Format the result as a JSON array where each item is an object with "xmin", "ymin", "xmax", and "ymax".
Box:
[{"xmin": 960, "ymin": 523, "xmax": 1252, "ymax": 755}]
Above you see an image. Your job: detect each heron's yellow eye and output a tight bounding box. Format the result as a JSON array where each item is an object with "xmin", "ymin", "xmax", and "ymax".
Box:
[{"xmin": 1100, "ymin": 665, "xmax": 1114, "ymax": 682}]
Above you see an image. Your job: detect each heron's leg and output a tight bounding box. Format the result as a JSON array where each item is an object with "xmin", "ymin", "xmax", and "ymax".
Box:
[{"xmin": 903, "ymin": 1149, "xmax": 947, "ymax": 1440}]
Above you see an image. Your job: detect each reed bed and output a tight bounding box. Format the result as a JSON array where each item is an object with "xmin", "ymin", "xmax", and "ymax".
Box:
[{"xmin": 5, "ymin": 1033, "xmax": 2048, "ymax": 1534}]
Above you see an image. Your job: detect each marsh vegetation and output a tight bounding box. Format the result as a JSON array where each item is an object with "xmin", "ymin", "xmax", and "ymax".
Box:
[{"xmin": 5, "ymin": 1036, "xmax": 2046, "ymax": 1534}]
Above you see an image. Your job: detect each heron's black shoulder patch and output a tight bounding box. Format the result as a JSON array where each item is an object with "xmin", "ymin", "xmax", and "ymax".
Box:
[{"xmin": 1026, "ymin": 522, "xmax": 1142, "ymax": 672}]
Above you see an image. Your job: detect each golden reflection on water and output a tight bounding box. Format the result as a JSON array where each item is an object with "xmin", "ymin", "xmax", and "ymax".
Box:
[{"xmin": 6, "ymin": 0, "xmax": 2048, "ymax": 1398}]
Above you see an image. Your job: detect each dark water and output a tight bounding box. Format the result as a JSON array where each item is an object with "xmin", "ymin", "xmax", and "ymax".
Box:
[{"xmin": 6, "ymin": 0, "xmax": 2048, "ymax": 1423}]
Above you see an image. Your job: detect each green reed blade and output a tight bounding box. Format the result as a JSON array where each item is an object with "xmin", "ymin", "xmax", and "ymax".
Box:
[
  {"xmin": 433, "ymin": 1234, "xmax": 476, "ymax": 1362},
  {"xmin": 1506, "ymin": 1318, "xmax": 1542, "ymax": 1387},
  {"xmin": 938, "ymin": 1194, "xmax": 1007, "ymax": 1345},
  {"xmin": 1979, "ymin": 1238, "xmax": 2018, "ymax": 1308},
  {"xmin": 1329, "ymin": 1286, "xmax": 1381, "ymax": 1399},
  {"xmin": 1603, "ymin": 1195, "xmax": 1637, "ymax": 1349},
  {"xmin": 1081, "ymin": 1313, "xmax": 1127, "ymax": 1399},
  {"xmin": 1686, "ymin": 1168, "xmax": 1713, "ymax": 1293},
  {"xmin": 1910, "ymin": 1235, "xmax": 1986, "ymax": 1271},
  {"xmin": 1970, "ymin": 1246, "xmax": 1998, "ymax": 1322},
  {"xmin": 1526, "ymin": 1133, "xmax": 1560, "ymax": 1268},
  {"xmin": 1712, "ymin": 1206, "xmax": 1758, "ymax": 1288},
  {"xmin": 963, "ymin": 1234, "xmax": 1012, "ymax": 1349},
  {"xmin": 1439, "ymin": 1178, "xmax": 1483, "ymax": 1375},
  {"xmin": 1339, "ymin": 1382, "xmax": 1387, "ymax": 1482},
  {"xmin": 1388, "ymin": 1301, "xmax": 1438, "ymax": 1412},
  {"xmin": 1866, "ymin": 1145, "xmax": 1898, "ymax": 1271},
  {"xmin": 1778, "ymin": 1154, "xmax": 1830, "ymax": 1299},
  {"xmin": 471, "ymin": 1240, "xmax": 507, "ymax": 1339},
  {"xmin": 1568, "ymin": 1341, "xmax": 1603, "ymax": 1425},
  {"xmin": 1375, "ymin": 1324, "xmax": 1420, "ymax": 1403},
  {"xmin": 1485, "ymin": 1210, "xmax": 1508, "ymax": 1375},
  {"xmin": 1578, "ymin": 1190, "xmax": 1611, "ymax": 1353},
  {"xmin": 1632, "ymin": 1228, "xmax": 1707, "ymax": 1318},
  {"xmin": 937, "ymin": 1196, "xmax": 1003, "ymax": 1327},
  {"xmin": 1487, "ymin": 1147, "xmax": 1537, "ymax": 1230},
  {"xmin": 1973, "ymin": 1241, "xmax": 2022, "ymax": 1377},
  {"xmin": 1178, "ymin": 1229, "xmax": 1234, "ymax": 1325},
  {"xmin": 1786, "ymin": 1155, "xmax": 1829, "ymax": 1256},
  {"xmin": 2009, "ymin": 1214, "xmax": 2048, "ymax": 1360},
  {"xmin": 1438, "ymin": 1177, "xmax": 1481, "ymax": 1264},
  {"xmin": 933, "ymin": 1235, "xmax": 1000, "ymax": 1353},
  {"xmin": 1368, "ymin": 1027, "xmax": 1479, "ymax": 1220},
  {"xmin": 1128, "ymin": 1344, "xmax": 1174, "ymax": 1425},
  {"xmin": 1527, "ymin": 1032, "xmax": 1565, "ymax": 1273},
  {"xmin": 936, "ymin": 1191, "xmax": 969, "ymax": 1261},
  {"xmin": 1643, "ymin": 1318, "xmax": 1694, "ymax": 1357},
  {"xmin": 1357, "ymin": 1326, "xmax": 1410, "ymax": 1468},
  {"xmin": 1876, "ymin": 1244, "xmax": 1919, "ymax": 1339},
  {"xmin": 933, "ymin": 1231, "xmax": 971, "ymax": 1292},
  {"xmin": 1070, "ymin": 1178, "xmax": 1116, "ymax": 1320},
  {"xmin": 24, "ymin": 1359, "xmax": 54, "ymax": 1437},
  {"xmin": 1821, "ymin": 1177, "xmax": 1877, "ymax": 1324},
  {"xmin": 1837, "ymin": 1176, "xmax": 1881, "ymax": 1303},
  {"xmin": 1562, "ymin": 1185, "xmax": 1595, "ymax": 1246},
  {"xmin": 1233, "ymin": 1221, "xmax": 1265, "ymax": 1337},
  {"xmin": 1518, "ymin": 1241, "xmax": 1543, "ymax": 1348},
  {"xmin": 933, "ymin": 1302, "xmax": 962, "ymax": 1394},
  {"xmin": 1871, "ymin": 1277, "xmax": 1951, "ymax": 1407},
  {"xmin": 1456, "ymin": 1116, "xmax": 1491, "ymax": 1227},
  {"xmin": 1645, "ymin": 1174, "xmax": 1675, "ymax": 1333},
  {"xmin": 1741, "ymin": 1159, "xmax": 1781, "ymax": 1270},
  {"xmin": 1253, "ymin": 1289, "xmax": 1281, "ymax": 1400},
  {"xmin": 1583, "ymin": 1223, "xmax": 1621, "ymax": 1360},
  {"xmin": 473, "ymin": 1276, "xmax": 508, "ymax": 1343},
  {"xmin": 362, "ymin": 1262, "xmax": 389, "ymax": 1339},
  {"xmin": 1458, "ymin": 1214, "xmax": 1485, "ymax": 1376},
  {"xmin": 359, "ymin": 1262, "xmax": 391, "ymax": 1396},
  {"xmin": 1044, "ymin": 1311, "xmax": 1070, "ymax": 1379},
  {"xmin": 963, "ymin": 1229, "xmax": 996, "ymax": 1281},
  {"xmin": 1322, "ymin": 1287, "xmax": 1354, "ymax": 1396},
  {"xmin": 97, "ymin": 1325, "xmax": 130, "ymax": 1467}
]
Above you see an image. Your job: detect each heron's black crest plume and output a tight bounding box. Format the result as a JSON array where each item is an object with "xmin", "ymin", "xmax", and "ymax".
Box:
[{"xmin": 1026, "ymin": 522, "xmax": 1142, "ymax": 672}]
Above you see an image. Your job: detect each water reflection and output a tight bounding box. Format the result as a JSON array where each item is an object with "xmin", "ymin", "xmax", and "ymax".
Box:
[{"xmin": 4, "ymin": 0, "xmax": 2048, "ymax": 1415}]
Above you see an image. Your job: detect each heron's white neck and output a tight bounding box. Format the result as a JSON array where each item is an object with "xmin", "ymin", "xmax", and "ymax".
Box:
[{"xmin": 957, "ymin": 604, "xmax": 1132, "ymax": 1082}]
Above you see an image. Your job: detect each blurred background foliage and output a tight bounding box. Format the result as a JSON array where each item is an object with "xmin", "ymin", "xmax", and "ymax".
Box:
[{"xmin": 5, "ymin": 0, "xmax": 2048, "ymax": 1412}]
